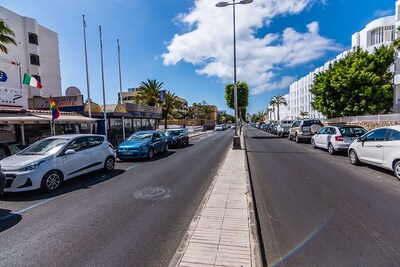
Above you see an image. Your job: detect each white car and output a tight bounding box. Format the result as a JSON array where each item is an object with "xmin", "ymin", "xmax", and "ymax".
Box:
[
  {"xmin": 0, "ymin": 134, "xmax": 116, "ymax": 192},
  {"xmin": 311, "ymin": 125, "xmax": 367, "ymax": 155},
  {"xmin": 348, "ymin": 126, "xmax": 400, "ymax": 181},
  {"xmin": 0, "ymin": 164, "xmax": 5, "ymax": 193},
  {"xmin": 215, "ymin": 125, "xmax": 223, "ymax": 131}
]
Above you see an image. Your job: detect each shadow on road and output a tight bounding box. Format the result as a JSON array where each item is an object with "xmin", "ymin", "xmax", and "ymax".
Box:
[
  {"xmin": 0, "ymin": 169, "xmax": 126, "ymax": 202},
  {"xmin": 0, "ymin": 208, "xmax": 22, "ymax": 233},
  {"xmin": 116, "ymin": 151, "xmax": 176, "ymax": 162}
]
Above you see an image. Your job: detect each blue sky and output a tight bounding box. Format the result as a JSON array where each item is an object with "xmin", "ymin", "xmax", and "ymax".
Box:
[{"xmin": 0, "ymin": 0, "xmax": 396, "ymax": 115}]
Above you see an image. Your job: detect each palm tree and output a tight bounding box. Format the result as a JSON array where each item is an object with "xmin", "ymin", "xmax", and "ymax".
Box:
[
  {"xmin": 0, "ymin": 19, "xmax": 17, "ymax": 54},
  {"xmin": 271, "ymin": 94, "xmax": 287, "ymax": 121},
  {"xmin": 162, "ymin": 92, "xmax": 182, "ymax": 129},
  {"xmin": 257, "ymin": 110, "xmax": 267, "ymax": 122},
  {"xmin": 134, "ymin": 79, "xmax": 164, "ymax": 106}
]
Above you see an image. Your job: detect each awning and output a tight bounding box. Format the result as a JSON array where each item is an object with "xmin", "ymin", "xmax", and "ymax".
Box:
[
  {"xmin": 32, "ymin": 114, "xmax": 99, "ymax": 123},
  {"xmin": 0, "ymin": 114, "xmax": 49, "ymax": 124}
]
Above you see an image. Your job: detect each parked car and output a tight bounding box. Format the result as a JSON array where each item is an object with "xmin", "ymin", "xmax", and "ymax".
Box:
[
  {"xmin": 117, "ymin": 130, "xmax": 168, "ymax": 161},
  {"xmin": 348, "ymin": 126, "xmax": 400, "ymax": 181},
  {"xmin": 165, "ymin": 128, "xmax": 189, "ymax": 147},
  {"xmin": 288, "ymin": 119, "xmax": 324, "ymax": 143},
  {"xmin": 0, "ymin": 134, "xmax": 115, "ymax": 192},
  {"xmin": 276, "ymin": 120, "xmax": 294, "ymax": 137},
  {"xmin": 0, "ymin": 164, "xmax": 5, "ymax": 194},
  {"xmin": 260, "ymin": 123, "xmax": 267, "ymax": 131},
  {"xmin": 215, "ymin": 125, "xmax": 224, "ymax": 131},
  {"xmin": 311, "ymin": 125, "xmax": 367, "ymax": 155}
]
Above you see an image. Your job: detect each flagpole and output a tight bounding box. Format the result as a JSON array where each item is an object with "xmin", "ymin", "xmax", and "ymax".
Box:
[
  {"xmin": 117, "ymin": 39, "xmax": 126, "ymax": 141},
  {"xmin": 83, "ymin": 15, "xmax": 92, "ymax": 133},
  {"xmin": 99, "ymin": 26, "xmax": 107, "ymax": 138}
]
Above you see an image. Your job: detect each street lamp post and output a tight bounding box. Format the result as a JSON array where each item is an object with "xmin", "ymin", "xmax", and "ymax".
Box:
[{"xmin": 216, "ymin": 0, "xmax": 252, "ymax": 149}]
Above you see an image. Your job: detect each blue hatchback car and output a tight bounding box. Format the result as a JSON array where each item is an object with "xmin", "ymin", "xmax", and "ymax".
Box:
[{"xmin": 116, "ymin": 130, "xmax": 168, "ymax": 160}]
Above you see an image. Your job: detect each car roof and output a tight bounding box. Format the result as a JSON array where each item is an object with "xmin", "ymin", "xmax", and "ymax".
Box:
[{"xmin": 43, "ymin": 134, "xmax": 105, "ymax": 139}]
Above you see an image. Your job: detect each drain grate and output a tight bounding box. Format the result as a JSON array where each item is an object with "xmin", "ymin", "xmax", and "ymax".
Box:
[{"xmin": 134, "ymin": 187, "xmax": 170, "ymax": 200}]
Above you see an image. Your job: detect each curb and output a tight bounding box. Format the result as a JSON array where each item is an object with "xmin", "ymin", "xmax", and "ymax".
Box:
[{"xmin": 243, "ymin": 128, "xmax": 267, "ymax": 266}]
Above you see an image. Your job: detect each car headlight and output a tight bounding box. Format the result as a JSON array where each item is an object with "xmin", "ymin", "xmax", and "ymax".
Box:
[
  {"xmin": 18, "ymin": 161, "xmax": 44, "ymax": 172},
  {"xmin": 172, "ymin": 137, "xmax": 177, "ymax": 141},
  {"xmin": 139, "ymin": 144, "xmax": 148, "ymax": 151}
]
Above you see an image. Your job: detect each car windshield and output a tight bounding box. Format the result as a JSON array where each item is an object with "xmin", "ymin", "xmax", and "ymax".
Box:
[
  {"xmin": 339, "ymin": 127, "xmax": 367, "ymax": 137},
  {"xmin": 165, "ymin": 130, "xmax": 181, "ymax": 136},
  {"xmin": 127, "ymin": 132, "xmax": 152, "ymax": 141},
  {"xmin": 19, "ymin": 138, "xmax": 68, "ymax": 155}
]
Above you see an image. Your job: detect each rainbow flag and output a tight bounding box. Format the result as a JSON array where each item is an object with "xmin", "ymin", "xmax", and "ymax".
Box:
[{"xmin": 50, "ymin": 96, "xmax": 60, "ymax": 121}]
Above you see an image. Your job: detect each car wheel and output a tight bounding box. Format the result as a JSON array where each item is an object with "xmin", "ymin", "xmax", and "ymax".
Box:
[
  {"xmin": 104, "ymin": 156, "xmax": 115, "ymax": 172},
  {"xmin": 41, "ymin": 170, "xmax": 63, "ymax": 192},
  {"xmin": 328, "ymin": 143, "xmax": 336, "ymax": 155},
  {"xmin": 148, "ymin": 148, "xmax": 154, "ymax": 160},
  {"xmin": 311, "ymin": 139, "xmax": 317, "ymax": 149},
  {"xmin": 393, "ymin": 161, "xmax": 400, "ymax": 181},
  {"xmin": 295, "ymin": 135, "xmax": 300, "ymax": 143},
  {"xmin": 349, "ymin": 149, "xmax": 360, "ymax": 165}
]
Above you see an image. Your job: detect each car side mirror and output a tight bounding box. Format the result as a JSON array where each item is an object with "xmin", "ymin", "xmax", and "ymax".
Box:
[{"xmin": 64, "ymin": 149, "xmax": 76, "ymax": 155}]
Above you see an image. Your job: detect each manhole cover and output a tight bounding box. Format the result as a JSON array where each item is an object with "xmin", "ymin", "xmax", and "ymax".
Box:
[{"xmin": 134, "ymin": 187, "xmax": 170, "ymax": 200}]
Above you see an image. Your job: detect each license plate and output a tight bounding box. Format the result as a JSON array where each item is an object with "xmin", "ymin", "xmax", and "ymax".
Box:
[
  {"xmin": 343, "ymin": 137, "xmax": 354, "ymax": 143},
  {"xmin": 123, "ymin": 152, "xmax": 133, "ymax": 155}
]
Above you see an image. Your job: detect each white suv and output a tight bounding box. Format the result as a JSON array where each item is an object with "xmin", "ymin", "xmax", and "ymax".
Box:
[{"xmin": 0, "ymin": 134, "xmax": 115, "ymax": 192}]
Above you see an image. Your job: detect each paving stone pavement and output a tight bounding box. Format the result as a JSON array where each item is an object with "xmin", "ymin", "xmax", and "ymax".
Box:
[{"xmin": 169, "ymin": 134, "xmax": 262, "ymax": 267}]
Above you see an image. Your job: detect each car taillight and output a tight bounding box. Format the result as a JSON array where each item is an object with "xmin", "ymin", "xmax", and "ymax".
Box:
[{"xmin": 335, "ymin": 136, "xmax": 343, "ymax": 142}]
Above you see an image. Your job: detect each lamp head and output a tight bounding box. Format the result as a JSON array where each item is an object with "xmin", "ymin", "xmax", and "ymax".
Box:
[
  {"xmin": 216, "ymin": 1, "xmax": 230, "ymax": 7},
  {"xmin": 239, "ymin": 0, "xmax": 253, "ymax": 4}
]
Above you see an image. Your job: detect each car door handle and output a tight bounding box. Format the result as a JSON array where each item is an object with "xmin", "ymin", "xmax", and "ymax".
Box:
[{"xmin": 376, "ymin": 145, "xmax": 382, "ymax": 148}]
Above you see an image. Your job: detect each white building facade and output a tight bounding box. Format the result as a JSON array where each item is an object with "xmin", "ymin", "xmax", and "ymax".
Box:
[
  {"xmin": 0, "ymin": 7, "xmax": 61, "ymax": 109},
  {"xmin": 288, "ymin": 1, "xmax": 400, "ymax": 118}
]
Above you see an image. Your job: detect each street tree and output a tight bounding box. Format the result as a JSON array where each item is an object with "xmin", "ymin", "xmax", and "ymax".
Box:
[
  {"xmin": 270, "ymin": 94, "xmax": 287, "ymax": 121},
  {"xmin": 134, "ymin": 79, "xmax": 163, "ymax": 106},
  {"xmin": 0, "ymin": 19, "xmax": 16, "ymax": 54},
  {"xmin": 161, "ymin": 92, "xmax": 182, "ymax": 129},
  {"xmin": 310, "ymin": 46, "xmax": 394, "ymax": 118},
  {"xmin": 225, "ymin": 82, "xmax": 249, "ymax": 121}
]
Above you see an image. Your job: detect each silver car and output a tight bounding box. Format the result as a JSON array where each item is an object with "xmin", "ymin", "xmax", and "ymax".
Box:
[
  {"xmin": 0, "ymin": 134, "xmax": 116, "ymax": 192},
  {"xmin": 311, "ymin": 125, "xmax": 367, "ymax": 155},
  {"xmin": 0, "ymin": 164, "xmax": 5, "ymax": 193},
  {"xmin": 348, "ymin": 126, "xmax": 400, "ymax": 181}
]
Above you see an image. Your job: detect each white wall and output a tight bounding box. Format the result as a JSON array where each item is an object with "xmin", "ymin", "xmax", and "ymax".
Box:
[{"xmin": 0, "ymin": 7, "xmax": 61, "ymax": 106}]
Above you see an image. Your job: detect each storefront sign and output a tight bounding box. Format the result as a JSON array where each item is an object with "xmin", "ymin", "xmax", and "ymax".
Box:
[
  {"xmin": 0, "ymin": 87, "xmax": 28, "ymax": 108},
  {"xmin": 30, "ymin": 95, "xmax": 84, "ymax": 111}
]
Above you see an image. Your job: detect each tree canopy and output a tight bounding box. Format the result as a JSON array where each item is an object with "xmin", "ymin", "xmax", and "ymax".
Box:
[
  {"xmin": 0, "ymin": 19, "xmax": 17, "ymax": 54},
  {"xmin": 225, "ymin": 82, "xmax": 249, "ymax": 110},
  {"xmin": 134, "ymin": 79, "xmax": 163, "ymax": 106},
  {"xmin": 310, "ymin": 46, "xmax": 394, "ymax": 118}
]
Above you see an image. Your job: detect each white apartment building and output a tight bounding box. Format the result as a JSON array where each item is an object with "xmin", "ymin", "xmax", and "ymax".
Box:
[
  {"xmin": 288, "ymin": 0, "xmax": 400, "ymax": 118},
  {"xmin": 0, "ymin": 7, "xmax": 61, "ymax": 109}
]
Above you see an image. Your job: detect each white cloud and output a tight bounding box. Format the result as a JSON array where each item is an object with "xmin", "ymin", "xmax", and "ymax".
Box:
[
  {"xmin": 373, "ymin": 9, "xmax": 394, "ymax": 18},
  {"xmin": 162, "ymin": 0, "xmax": 342, "ymax": 95}
]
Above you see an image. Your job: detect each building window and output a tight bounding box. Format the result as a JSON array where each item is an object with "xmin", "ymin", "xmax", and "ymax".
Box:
[
  {"xmin": 28, "ymin": 32, "xmax": 38, "ymax": 45},
  {"xmin": 30, "ymin": 54, "xmax": 40, "ymax": 66},
  {"xmin": 370, "ymin": 26, "xmax": 394, "ymax": 46},
  {"xmin": 32, "ymin": 75, "xmax": 41, "ymax": 83}
]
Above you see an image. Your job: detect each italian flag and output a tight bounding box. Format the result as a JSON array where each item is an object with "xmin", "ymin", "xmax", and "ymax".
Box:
[{"xmin": 23, "ymin": 73, "xmax": 43, "ymax": 89}]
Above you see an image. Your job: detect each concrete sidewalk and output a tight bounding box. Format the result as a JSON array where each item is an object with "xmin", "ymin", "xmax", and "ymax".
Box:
[{"xmin": 169, "ymin": 134, "xmax": 262, "ymax": 267}]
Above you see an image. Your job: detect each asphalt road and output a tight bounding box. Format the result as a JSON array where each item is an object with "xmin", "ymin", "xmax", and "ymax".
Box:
[
  {"xmin": 0, "ymin": 130, "xmax": 233, "ymax": 267},
  {"xmin": 245, "ymin": 126, "xmax": 400, "ymax": 267}
]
